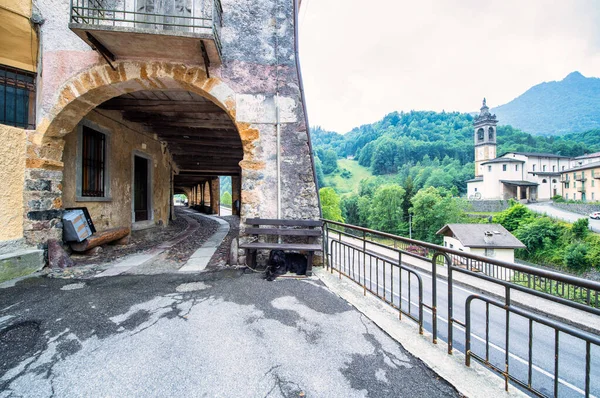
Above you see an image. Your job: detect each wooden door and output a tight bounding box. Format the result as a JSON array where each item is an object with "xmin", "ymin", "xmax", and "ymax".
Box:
[{"xmin": 134, "ymin": 155, "xmax": 149, "ymax": 221}]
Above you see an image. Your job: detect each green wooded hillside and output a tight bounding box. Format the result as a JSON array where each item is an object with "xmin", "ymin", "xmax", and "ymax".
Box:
[{"xmin": 312, "ymin": 111, "xmax": 600, "ymax": 194}]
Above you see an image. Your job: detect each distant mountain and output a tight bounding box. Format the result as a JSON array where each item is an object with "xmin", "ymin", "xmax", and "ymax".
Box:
[{"xmin": 492, "ymin": 71, "xmax": 600, "ymax": 136}]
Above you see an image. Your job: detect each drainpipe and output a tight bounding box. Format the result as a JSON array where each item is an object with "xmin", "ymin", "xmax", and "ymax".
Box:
[
  {"xmin": 292, "ymin": 0, "xmax": 322, "ymax": 216},
  {"xmin": 276, "ymin": 94, "xmax": 282, "ymax": 220}
]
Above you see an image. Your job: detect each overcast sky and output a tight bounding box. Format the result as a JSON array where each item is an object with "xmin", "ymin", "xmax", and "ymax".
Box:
[{"xmin": 298, "ymin": 0, "xmax": 600, "ymax": 133}]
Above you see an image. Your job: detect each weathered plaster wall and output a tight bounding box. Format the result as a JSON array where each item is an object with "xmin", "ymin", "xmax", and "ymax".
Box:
[
  {"xmin": 62, "ymin": 110, "xmax": 173, "ymax": 231},
  {"xmin": 24, "ymin": 0, "xmax": 319, "ymax": 248},
  {"xmin": 0, "ymin": 125, "xmax": 26, "ymax": 241}
]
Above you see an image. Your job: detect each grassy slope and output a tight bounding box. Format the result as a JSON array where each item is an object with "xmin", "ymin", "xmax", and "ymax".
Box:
[{"xmin": 325, "ymin": 159, "xmax": 375, "ymax": 195}]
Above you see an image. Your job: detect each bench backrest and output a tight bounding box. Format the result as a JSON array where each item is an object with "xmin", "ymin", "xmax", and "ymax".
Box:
[
  {"xmin": 245, "ymin": 218, "xmax": 322, "ymax": 228},
  {"xmin": 245, "ymin": 218, "xmax": 322, "ymax": 239}
]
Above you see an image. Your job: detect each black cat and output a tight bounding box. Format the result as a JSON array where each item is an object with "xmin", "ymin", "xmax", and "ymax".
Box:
[{"xmin": 265, "ymin": 250, "xmax": 308, "ymax": 281}]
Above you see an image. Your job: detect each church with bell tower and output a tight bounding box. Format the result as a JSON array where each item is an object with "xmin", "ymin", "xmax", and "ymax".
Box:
[
  {"xmin": 473, "ymin": 98, "xmax": 498, "ymax": 177},
  {"xmin": 467, "ymin": 98, "xmax": 572, "ymax": 202}
]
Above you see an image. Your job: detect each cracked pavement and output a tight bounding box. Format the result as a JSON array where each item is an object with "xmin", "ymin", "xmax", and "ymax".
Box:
[{"xmin": 0, "ymin": 270, "xmax": 458, "ymax": 397}]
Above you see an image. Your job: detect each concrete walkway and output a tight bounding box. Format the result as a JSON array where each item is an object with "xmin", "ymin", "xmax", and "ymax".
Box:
[
  {"xmin": 0, "ymin": 271, "xmax": 461, "ymax": 398},
  {"xmin": 95, "ymin": 210, "xmax": 228, "ymax": 277},
  {"xmin": 527, "ymin": 201, "xmax": 600, "ymax": 233},
  {"xmin": 179, "ymin": 215, "xmax": 229, "ymax": 272}
]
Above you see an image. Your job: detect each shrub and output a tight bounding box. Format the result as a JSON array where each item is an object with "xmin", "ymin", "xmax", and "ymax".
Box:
[
  {"xmin": 564, "ymin": 243, "xmax": 590, "ymax": 272},
  {"xmin": 493, "ymin": 203, "xmax": 533, "ymax": 232},
  {"xmin": 340, "ymin": 169, "xmax": 353, "ymax": 179},
  {"xmin": 571, "ymin": 218, "xmax": 589, "ymax": 240},
  {"xmin": 552, "ymin": 195, "xmax": 565, "ymax": 202}
]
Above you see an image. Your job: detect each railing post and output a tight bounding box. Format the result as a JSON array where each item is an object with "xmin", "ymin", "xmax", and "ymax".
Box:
[
  {"xmin": 431, "ymin": 253, "xmax": 438, "ymax": 344},
  {"xmin": 465, "ymin": 298, "xmax": 472, "ymax": 367},
  {"xmin": 363, "ymin": 230, "xmax": 367, "ymax": 296},
  {"xmin": 504, "ymin": 285, "xmax": 511, "ymax": 392},
  {"xmin": 447, "ymin": 254, "xmax": 454, "ymax": 354},
  {"xmin": 323, "ymin": 222, "xmax": 329, "ymax": 271},
  {"xmin": 360, "ymin": 230, "xmax": 366, "ymax": 295}
]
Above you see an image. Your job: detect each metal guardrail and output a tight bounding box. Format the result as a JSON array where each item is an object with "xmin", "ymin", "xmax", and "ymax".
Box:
[
  {"xmin": 322, "ymin": 219, "xmax": 600, "ymax": 397},
  {"xmin": 70, "ymin": 0, "xmax": 223, "ymax": 58}
]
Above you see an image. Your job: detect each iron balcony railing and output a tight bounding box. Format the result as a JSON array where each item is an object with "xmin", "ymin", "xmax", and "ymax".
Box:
[
  {"xmin": 578, "ymin": 186, "xmax": 586, "ymax": 193},
  {"xmin": 322, "ymin": 219, "xmax": 600, "ymax": 398},
  {"xmin": 70, "ymin": 0, "xmax": 223, "ymax": 58}
]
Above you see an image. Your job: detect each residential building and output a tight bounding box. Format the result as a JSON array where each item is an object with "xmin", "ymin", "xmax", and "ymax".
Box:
[
  {"xmin": 436, "ymin": 224, "xmax": 526, "ymax": 264},
  {"xmin": 0, "ymin": 0, "xmax": 319, "ymax": 267},
  {"xmin": 561, "ymin": 161, "xmax": 600, "ymax": 202}
]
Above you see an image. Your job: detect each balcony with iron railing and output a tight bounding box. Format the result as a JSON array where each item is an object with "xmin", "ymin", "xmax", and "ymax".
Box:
[
  {"xmin": 575, "ymin": 175, "xmax": 587, "ymax": 182},
  {"xmin": 561, "ymin": 176, "xmax": 570, "ymax": 183},
  {"xmin": 69, "ymin": 0, "xmax": 223, "ymax": 67},
  {"xmin": 578, "ymin": 185, "xmax": 586, "ymax": 193}
]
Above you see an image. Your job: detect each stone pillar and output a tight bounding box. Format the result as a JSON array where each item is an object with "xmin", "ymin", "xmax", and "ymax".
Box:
[
  {"xmin": 204, "ymin": 182, "xmax": 211, "ymax": 210},
  {"xmin": 170, "ymin": 170, "xmax": 176, "ymax": 220},
  {"xmin": 516, "ymin": 186, "xmax": 521, "ymax": 200},
  {"xmin": 210, "ymin": 178, "xmax": 220, "ymax": 215},
  {"xmin": 23, "ymin": 168, "xmax": 64, "ymax": 247},
  {"xmin": 232, "ymin": 176, "xmax": 241, "ymax": 216}
]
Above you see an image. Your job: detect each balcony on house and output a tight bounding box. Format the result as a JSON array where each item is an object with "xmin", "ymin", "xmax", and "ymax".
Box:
[
  {"xmin": 561, "ymin": 176, "xmax": 570, "ymax": 183},
  {"xmin": 69, "ymin": 0, "xmax": 223, "ymax": 65},
  {"xmin": 577, "ymin": 185, "xmax": 586, "ymax": 193},
  {"xmin": 575, "ymin": 174, "xmax": 587, "ymax": 182}
]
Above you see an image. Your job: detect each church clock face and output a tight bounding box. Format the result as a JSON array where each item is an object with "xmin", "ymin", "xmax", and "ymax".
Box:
[{"xmin": 477, "ymin": 147, "xmax": 484, "ymax": 160}]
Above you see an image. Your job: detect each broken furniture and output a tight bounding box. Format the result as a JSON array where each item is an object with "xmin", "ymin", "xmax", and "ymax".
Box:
[
  {"xmin": 240, "ymin": 218, "xmax": 322, "ymax": 276},
  {"xmin": 69, "ymin": 227, "xmax": 131, "ymax": 252},
  {"xmin": 63, "ymin": 207, "xmax": 130, "ymax": 253}
]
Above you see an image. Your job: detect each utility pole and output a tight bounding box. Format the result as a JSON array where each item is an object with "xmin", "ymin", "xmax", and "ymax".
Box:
[{"xmin": 409, "ymin": 214, "xmax": 412, "ymax": 239}]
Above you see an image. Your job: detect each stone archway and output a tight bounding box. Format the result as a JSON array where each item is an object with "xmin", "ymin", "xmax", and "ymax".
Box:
[{"xmin": 23, "ymin": 61, "xmax": 260, "ymax": 245}]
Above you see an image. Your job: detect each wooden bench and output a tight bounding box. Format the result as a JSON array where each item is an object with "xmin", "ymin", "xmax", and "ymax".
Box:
[{"xmin": 240, "ymin": 218, "xmax": 322, "ymax": 276}]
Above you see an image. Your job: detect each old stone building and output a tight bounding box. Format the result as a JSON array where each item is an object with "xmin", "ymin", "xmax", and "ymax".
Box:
[{"xmin": 0, "ymin": 0, "xmax": 319, "ymax": 270}]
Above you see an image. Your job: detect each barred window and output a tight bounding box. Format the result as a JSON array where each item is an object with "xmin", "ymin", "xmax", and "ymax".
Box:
[
  {"xmin": 81, "ymin": 126, "xmax": 106, "ymax": 197},
  {"xmin": 0, "ymin": 65, "xmax": 36, "ymax": 129}
]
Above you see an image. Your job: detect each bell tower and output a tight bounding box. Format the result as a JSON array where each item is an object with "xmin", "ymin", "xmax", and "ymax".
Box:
[{"xmin": 473, "ymin": 98, "xmax": 498, "ymax": 177}]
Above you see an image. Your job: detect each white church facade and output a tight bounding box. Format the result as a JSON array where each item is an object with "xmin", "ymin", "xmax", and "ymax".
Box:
[{"xmin": 466, "ymin": 99, "xmax": 571, "ymax": 202}]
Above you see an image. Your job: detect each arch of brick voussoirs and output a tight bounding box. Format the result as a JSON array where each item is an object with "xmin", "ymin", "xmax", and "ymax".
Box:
[{"xmin": 35, "ymin": 60, "xmax": 258, "ymax": 165}]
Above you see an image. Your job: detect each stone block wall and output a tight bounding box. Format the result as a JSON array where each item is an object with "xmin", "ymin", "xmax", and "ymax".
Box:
[
  {"xmin": 552, "ymin": 202, "xmax": 600, "ymax": 216},
  {"xmin": 467, "ymin": 200, "xmax": 511, "ymax": 213}
]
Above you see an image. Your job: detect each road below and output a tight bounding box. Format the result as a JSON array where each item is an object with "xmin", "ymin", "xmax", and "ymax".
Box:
[
  {"xmin": 527, "ymin": 202, "xmax": 600, "ymax": 233},
  {"xmin": 328, "ymin": 235, "xmax": 600, "ymax": 397}
]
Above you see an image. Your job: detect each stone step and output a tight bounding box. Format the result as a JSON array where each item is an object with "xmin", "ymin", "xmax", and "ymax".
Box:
[{"xmin": 0, "ymin": 249, "xmax": 44, "ymax": 283}]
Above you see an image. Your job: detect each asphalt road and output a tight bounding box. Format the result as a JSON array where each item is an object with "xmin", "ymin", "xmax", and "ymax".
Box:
[
  {"xmin": 0, "ymin": 270, "xmax": 458, "ymax": 398},
  {"xmin": 527, "ymin": 202, "xmax": 600, "ymax": 233},
  {"xmin": 328, "ymin": 238, "xmax": 600, "ymax": 397}
]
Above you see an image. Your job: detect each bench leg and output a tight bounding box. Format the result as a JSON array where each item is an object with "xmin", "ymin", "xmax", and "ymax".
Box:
[
  {"xmin": 306, "ymin": 251, "xmax": 314, "ymax": 276},
  {"xmin": 245, "ymin": 249, "xmax": 257, "ymax": 269}
]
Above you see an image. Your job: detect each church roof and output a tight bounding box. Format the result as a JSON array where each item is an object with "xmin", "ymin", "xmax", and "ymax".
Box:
[
  {"xmin": 500, "ymin": 180, "xmax": 539, "ymax": 187},
  {"xmin": 481, "ymin": 158, "xmax": 525, "ymax": 165},
  {"xmin": 500, "ymin": 151, "xmax": 571, "ymax": 159}
]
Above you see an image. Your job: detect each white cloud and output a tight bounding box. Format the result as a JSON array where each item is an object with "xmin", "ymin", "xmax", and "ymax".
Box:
[{"xmin": 298, "ymin": 0, "xmax": 600, "ymax": 133}]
